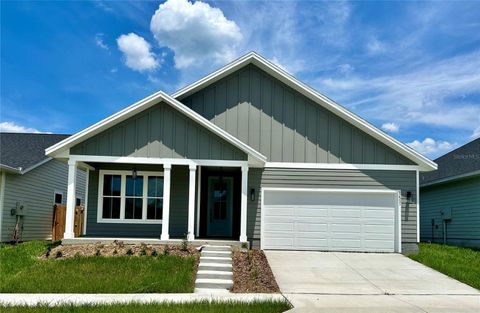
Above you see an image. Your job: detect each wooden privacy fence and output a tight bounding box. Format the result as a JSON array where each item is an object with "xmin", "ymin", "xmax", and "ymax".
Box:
[{"xmin": 52, "ymin": 204, "xmax": 84, "ymax": 241}]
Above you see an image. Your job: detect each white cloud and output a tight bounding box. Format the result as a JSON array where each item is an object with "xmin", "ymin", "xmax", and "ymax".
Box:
[
  {"xmin": 338, "ymin": 63, "xmax": 354, "ymax": 75},
  {"xmin": 95, "ymin": 33, "xmax": 109, "ymax": 50},
  {"xmin": 117, "ymin": 33, "xmax": 159, "ymax": 71},
  {"xmin": 381, "ymin": 122, "xmax": 399, "ymax": 133},
  {"xmin": 150, "ymin": 0, "xmax": 243, "ymax": 69},
  {"xmin": 472, "ymin": 126, "xmax": 480, "ymax": 139},
  {"xmin": 366, "ymin": 37, "xmax": 386, "ymax": 54},
  {"xmin": 0, "ymin": 121, "xmax": 42, "ymax": 133},
  {"xmin": 407, "ymin": 137, "xmax": 456, "ymax": 157}
]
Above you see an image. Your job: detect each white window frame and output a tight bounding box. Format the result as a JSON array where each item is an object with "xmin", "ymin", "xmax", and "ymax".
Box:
[
  {"xmin": 54, "ymin": 190, "xmax": 64, "ymax": 204},
  {"xmin": 97, "ymin": 170, "xmax": 164, "ymax": 224}
]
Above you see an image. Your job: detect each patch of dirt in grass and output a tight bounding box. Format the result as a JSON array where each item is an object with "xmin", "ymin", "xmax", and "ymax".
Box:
[
  {"xmin": 43, "ymin": 241, "xmax": 199, "ymax": 259},
  {"xmin": 231, "ymin": 249, "xmax": 280, "ymax": 293}
]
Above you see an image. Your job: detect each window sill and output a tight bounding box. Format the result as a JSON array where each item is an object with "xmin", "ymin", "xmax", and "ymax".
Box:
[{"xmin": 97, "ymin": 219, "xmax": 163, "ymax": 225}]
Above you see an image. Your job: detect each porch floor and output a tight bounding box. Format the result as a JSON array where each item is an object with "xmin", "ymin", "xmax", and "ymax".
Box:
[{"xmin": 61, "ymin": 237, "xmax": 243, "ymax": 248}]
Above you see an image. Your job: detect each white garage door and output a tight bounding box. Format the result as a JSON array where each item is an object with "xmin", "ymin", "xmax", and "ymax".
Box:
[{"xmin": 262, "ymin": 188, "xmax": 400, "ymax": 252}]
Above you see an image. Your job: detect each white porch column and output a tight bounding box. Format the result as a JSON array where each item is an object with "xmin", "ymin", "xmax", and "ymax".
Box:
[
  {"xmin": 64, "ymin": 160, "xmax": 77, "ymax": 239},
  {"xmin": 240, "ymin": 165, "xmax": 248, "ymax": 242},
  {"xmin": 161, "ymin": 164, "xmax": 171, "ymax": 241},
  {"xmin": 187, "ymin": 165, "xmax": 196, "ymax": 241}
]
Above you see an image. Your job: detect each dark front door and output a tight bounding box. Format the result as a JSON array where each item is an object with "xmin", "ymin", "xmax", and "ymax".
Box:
[{"xmin": 207, "ymin": 176, "xmax": 233, "ymax": 237}]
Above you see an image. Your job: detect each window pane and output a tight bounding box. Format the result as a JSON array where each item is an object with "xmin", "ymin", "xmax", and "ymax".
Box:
[
  {"xmin": 125, "ymin": 197, "xmax": 143, "ymax": 219},
  {"xmin": 103, "ymin": 197, "xmax": 121, "ymax": 219},
  {"xmin": 148, "ymin": 177, "xmax": 163, "ymax": 197},
  {"xmin": 103, "ymin": 175, "xmax": 121, "ymax": 196},
  {"xmin": 125, "ymin": 198, "xmax": 133, "ymax": 219},
  {"xmin": 147, "ymin": 198, "xmax": 162, "ymax": 220},
  {"xmin": 126, "ymin": 176, "xmax": 143, "ymax": 197},
  {"xmin": 134, "ymin": 198, "xmax": 142, "ymax": 219}
]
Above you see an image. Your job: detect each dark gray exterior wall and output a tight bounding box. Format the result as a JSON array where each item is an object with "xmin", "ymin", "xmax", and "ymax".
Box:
[
  {"xmin": 247, "ymin": 168, "xmax": 418, "ymax": 251},
  {"xmin": 181, "ymin": 64, "xmax": 413, "ymax": 165},
  {"xmin": 1, "ymin": 160, "xmax": 86, "ymax": 241},
  {"xmin": 420, "ymin": 176, "xmax": 480, "ymax": 248},
  {"xmin": 71, "ymin": 102, "xmax": 247, "ymax": 161},
  {"xmin": 85, "ymin": 164, "xmax": 189, "ymax": 238}
]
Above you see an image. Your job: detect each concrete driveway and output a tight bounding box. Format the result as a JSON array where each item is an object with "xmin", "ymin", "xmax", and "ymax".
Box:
[{"xmin": 266, "ymin": 251, "xmax": 480, "ymax": 312}]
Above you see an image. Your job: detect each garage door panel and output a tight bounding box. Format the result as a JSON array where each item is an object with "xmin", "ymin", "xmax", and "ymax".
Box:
[{"xmin": 262, "ymin": 189, "xmax": 398, "ymax": 252}]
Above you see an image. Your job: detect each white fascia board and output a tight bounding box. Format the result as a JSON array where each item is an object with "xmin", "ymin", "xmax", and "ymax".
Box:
[
  {"xmin": 0, "ymin": 164, "xmax": 22, "ymax": 175},
  {"xmin": 172, "ymin": 52, "xmax": 437, "ymax": 172},
  {"xmin": 45, "ymin": 91, "xmax": 266, "ymax": 165},
  {"xmin": 265, "ymin": 162, "xmax": 420, "ymax": 171}
]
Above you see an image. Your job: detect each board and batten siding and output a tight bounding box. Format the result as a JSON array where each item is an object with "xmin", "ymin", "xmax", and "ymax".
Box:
[
  {"xmin": 85, "ymin": 164, "xmax": 189, "ymax": 238},
  {"xmin": 1, "ymin": 160, "xmax": 86, "ymax": 241},
  {"xmin": 181, "ymin": 64, "xmax": 413, "ymax": 165},
  {"xmin": 420, "ymin": 176, "xmax": 480, "ymax": 248},
  {"xmin": 70, "ymin": 102, "xmax": 247, "ymax": 161},
  {"xmin": 247, "ymin": 168, "xmax": 418, "ymax": 251}
]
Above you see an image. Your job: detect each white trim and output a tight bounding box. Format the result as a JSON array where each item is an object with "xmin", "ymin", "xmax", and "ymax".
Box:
[
  {"xmin": 64, "ymin": 160, "xmax": 77, "ymax": 239},
  {"xmin": 53, "ymin": 190, "xmax": 64, "ymax": 205},
  {"xmin": 0, "ymin": 164, "xmax": 22, "ymax": 174},
  {"xmin": 172, "ymin": 52, "xmax": 436, "ymax": 172},
  {"xmin": 265, "ymin": 162, "xmax": 420, "ymax": 171},
  {"xmin": 416, "ymin": 170, "xmax": 420, "ymax": 243},
  {"xmin": 0, "ymin": 172, "xmax": 6, "ymax": 242},
  {"xmin": 187, "ymin": 165, "xmax": 196, "ymax": 241},
  {"xmin": 69, "ymin": 155, "xmax": 248, "ymax": 168},
  {"xmin": 196, "ymin": 166, "xmax": 201, "ymax": 237},
  {"xmin": 161, "ymin": 165, "xmax": 171, "ymax": 240},
  {"xmin": 83, "ymin": 169, "xmax": 89, "ymax": 235},
  {"xmin": 45, "ymin": 92, "xmax": 266, "ymax": 165},
  {"xmin": 97, "ymin": 170, "xmax": 164, "ymax": 224},
  {"xmin": 260, "ymin": 187, "xmax": 402, "ymax": 253},
  {"xmin": 240, "ymin": 165, "xmax": 248, "ymax": 242}
]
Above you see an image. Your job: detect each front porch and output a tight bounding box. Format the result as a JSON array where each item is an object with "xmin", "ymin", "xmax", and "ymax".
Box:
[
  {"xmin": 61, "ymin": 237, "xmax": 244, "ymax": 248},
  {"xmin": 63, "ymin": 155, "xmax": 250, "ymax": 244}
]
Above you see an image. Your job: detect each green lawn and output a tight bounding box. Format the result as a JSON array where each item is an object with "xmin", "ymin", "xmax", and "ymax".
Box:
[
  {"xmin": 0, "ymin": 241, "xmax": 197, "ymax": 293},
  {"xmin": 409, "ymin": 243, "xmax": 480, "ymax": 290},
  {"xmin": 0, "ymin": 301, "xmax": 291, "ymax": 313}
]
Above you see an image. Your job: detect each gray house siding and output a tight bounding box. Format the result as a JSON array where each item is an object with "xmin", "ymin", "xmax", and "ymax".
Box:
[
  {"xmin": 85, "ymin": 164, "xmax": 189, "ymax": 238},
  {"xmin": 71, "ymin": 102, "xmax": 247, "ymax": 161},
  {"xmin": 1, "ymin": 160, "xmax": 86, "ymax": 241},
  {"xmin": 420, "ymin": 176, "xmax": 480, "ymax": 248},
  {"xmin": 247, "ymin": 168, "xmax": 417, "ymax": 251},
  {"xmin": 181, "ymin": 64, "xmax": 413, "ymax": 165}
]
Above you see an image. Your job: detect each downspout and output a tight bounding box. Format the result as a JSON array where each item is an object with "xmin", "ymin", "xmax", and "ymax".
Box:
[{"xmin": 0, "ymin": 172, "xmax": 6, "ymax": 242}]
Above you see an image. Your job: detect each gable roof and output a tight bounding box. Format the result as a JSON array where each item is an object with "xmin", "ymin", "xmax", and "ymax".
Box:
[
  {"xmin": 45, "ymin": 91, "xmax": 267, "ymax": 164},
  {"xmin": 420, "ymin": 138, "xmax": 480, "ymax": 186},
  {"xmin": 1, "ymin": 133, "xmax": 70, "ymax": 174},
  {"xmin": 172, "ymin": 52, "xmax": 437, "ymax": 171}
]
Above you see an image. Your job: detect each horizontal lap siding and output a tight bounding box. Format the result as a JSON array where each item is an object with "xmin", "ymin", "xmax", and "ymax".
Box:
[
  {"xmin": 420, "ymin": 177, "xmax": 480, "ymax": 248},
  {"xmin": 70, "ymin": 102, "xmax": 247, "ymax": 161},
  {"xmin": 85, "ymin": 164, "xmax": 188, "ymax": 238},
  {"xmin": 2, "ymin": 160, "xmax": 86, "ymax": 241},
  {"xmin": 182, "ymin": 64, "xmax": 413, "ymax": 165},
  {"xmin": 247, "ymin": 168, "xmax": 417, "ymax": 249}
]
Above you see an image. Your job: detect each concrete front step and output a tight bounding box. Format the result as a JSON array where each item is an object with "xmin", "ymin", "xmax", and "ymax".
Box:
[
  {"xmin": 195, "ymin": 278, "xmax": 233, "ymax": 290},
  {"xmin": 200, "ymin": 256, "xmax": 231, "ymax": 264},
  {"xmin": 202, "ymin": 245, "xmax": 231, "ymax": 252},
  {"xmin": 198, "ymin": 263, "xmax": 232, "ymax": 272},
  {"xmin": 201, "ymin": 251, "xmax": 231, "ymax": 258},
  {"xmin": 197, "ymin": 270, "xmax": 233, "ymax": 280}
]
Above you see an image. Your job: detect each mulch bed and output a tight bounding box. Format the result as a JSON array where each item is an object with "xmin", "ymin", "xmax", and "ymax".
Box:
[
  {"xmin": 231, "ymin": 249, "xmax": 280, "ymax": 293},
  {"xmin": 42, "ymin": 241, "xmax": 200, "ymax": 259}
]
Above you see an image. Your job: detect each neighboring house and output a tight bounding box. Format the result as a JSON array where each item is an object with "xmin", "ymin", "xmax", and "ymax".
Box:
[
  {"xmin": 46, "ymin": 52, "xmax": 436, "ymax": 253},
  {"xmin": 0, "ymin": 133, "xmax": 86, "ymax": 242},
  {"xmin": 420, "ymin": 138, "xmax": 480, "ymax": 248}
]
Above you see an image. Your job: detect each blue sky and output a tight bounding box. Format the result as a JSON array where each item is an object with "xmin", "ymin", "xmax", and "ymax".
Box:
[{"xmin": 1, "ymin": 0, "xmax": 479, "ymax": 159}]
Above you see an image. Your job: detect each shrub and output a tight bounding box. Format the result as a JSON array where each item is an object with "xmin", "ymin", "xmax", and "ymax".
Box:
[
  {"xmin": 55, "ymin": 251, "xmax": 63, "ymax": 259},
  {"xmin": 126, "ymin": 248, "xmax": 134, "ymax": 256}
]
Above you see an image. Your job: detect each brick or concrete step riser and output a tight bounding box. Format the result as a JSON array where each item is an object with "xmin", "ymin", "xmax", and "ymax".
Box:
[
  {"xmin": 198, "ymin": 265, "xmax": 232, "ymax": 272},
  {"xmin": 195, "ymin": 282, "xmax": 233, "ymax": 289},
  {"xmin": 200, "ymin": 257, "xmax": 231, "ymax": 264},
  {"xmin": 197, "ymin": 273, "xmax": 233, "ymax": 280},
  {"xmin": 202, "ymin": 246, "xmax": 231, "ymax": 252},
  {"xmin": 201, "ymin": 252, "xmax": 231, "ymax": 257}
]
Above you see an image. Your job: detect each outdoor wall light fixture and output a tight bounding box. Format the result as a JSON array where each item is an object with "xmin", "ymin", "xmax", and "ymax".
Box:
[
  {"xmin": 250, "ymin": 188, "xmax": 255, "ymax": 201},
  {"xmin": 406, "ymin": 191, "xmax": 412, "ymax": 202},
  {"xmin": 132, "ymin": 168, "xmax": 137, "ymax": 180}
]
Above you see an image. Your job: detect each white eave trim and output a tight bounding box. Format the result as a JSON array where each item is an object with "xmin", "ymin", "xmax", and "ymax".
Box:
[
  {"xmin": 265, "ymin": 162, "xmax": 420, "ymax": 171},
  {"xmin": 172, "ymin": 52, "xmax": 437, "ymax": 172},
  {"xmin": 0, "ymin": 164, "xmax": 22, "ymax": 174},
  {"xmin": 45, "ymin": 91, "xmax": 267, "ymax": 165}
]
